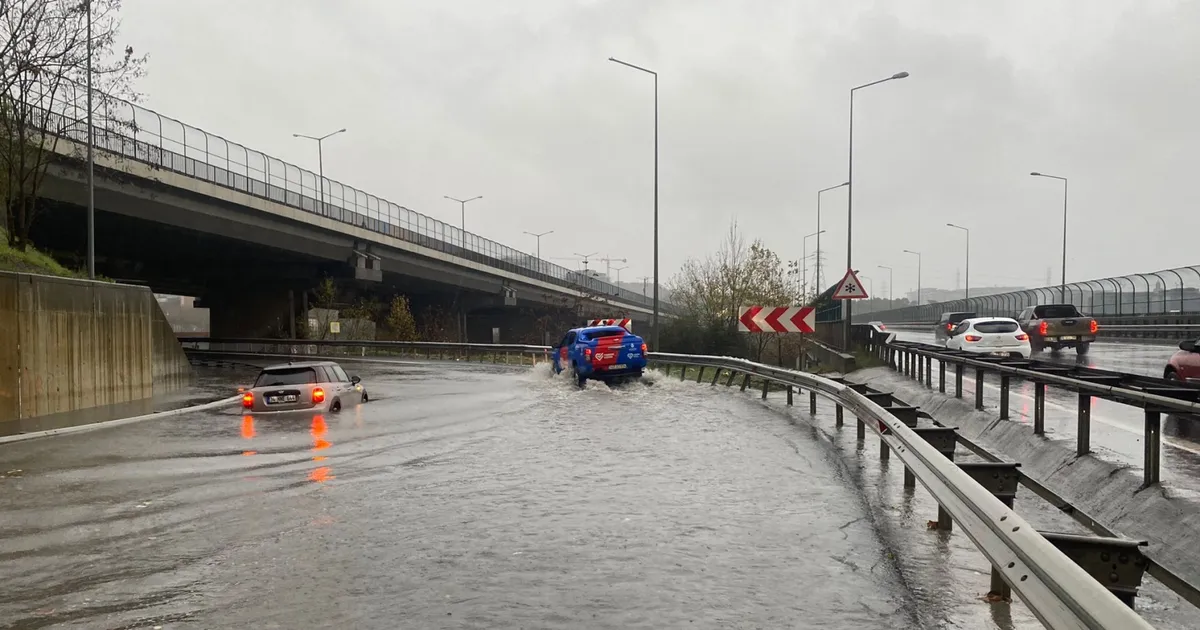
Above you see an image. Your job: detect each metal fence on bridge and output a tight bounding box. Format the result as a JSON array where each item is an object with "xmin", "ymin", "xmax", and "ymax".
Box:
[
  {"xmin": 852, "ymin": 265, "xmax": 1200, "ymax": 323},
  {"xmin": 36, "ymin": 82, "xmax": 661, "ymax": 311}
]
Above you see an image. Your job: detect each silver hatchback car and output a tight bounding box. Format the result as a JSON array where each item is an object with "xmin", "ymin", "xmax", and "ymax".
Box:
[{"xmin": 241, "ymin": 361, "xmax": 368, "ymax": 413}]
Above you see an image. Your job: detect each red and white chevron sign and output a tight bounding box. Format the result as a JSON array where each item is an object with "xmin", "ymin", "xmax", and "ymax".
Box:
[
  {"xmin": 587, "ymin": 318, "xmax": 632, "ymax": 331},
  {"xmin": 737, "ymin": 306, "xmax": 815, "ymax": 333}
]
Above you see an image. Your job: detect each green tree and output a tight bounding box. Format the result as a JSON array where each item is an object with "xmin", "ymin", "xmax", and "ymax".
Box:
[{"xmin": 386, "ymin": 295, "xmax": 418, "ymax": 341}]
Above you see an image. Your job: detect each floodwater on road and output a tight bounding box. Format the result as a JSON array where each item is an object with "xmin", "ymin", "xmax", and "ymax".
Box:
[{"xmin": 0, "ymin": 357, "xmax": 1144, "ymax": 629}]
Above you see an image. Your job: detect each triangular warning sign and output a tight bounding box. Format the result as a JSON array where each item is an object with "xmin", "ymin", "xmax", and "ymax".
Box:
[{"xmin": 832, "ymin": 268, "xmax": 869, "ymax": 300}]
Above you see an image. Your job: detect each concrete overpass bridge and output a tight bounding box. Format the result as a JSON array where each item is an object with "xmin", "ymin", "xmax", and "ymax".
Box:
[{"xmin": 26, "ymin": 95, "xmax": 667, "ymax": 341}]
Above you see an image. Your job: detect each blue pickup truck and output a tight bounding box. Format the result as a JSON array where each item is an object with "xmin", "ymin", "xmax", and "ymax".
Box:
[{"xmin": 552, "ymin": 325, "xmax": 648, "ymax": 386}]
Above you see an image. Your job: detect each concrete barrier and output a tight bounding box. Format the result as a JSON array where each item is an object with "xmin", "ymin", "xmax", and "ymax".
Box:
[{"xmin": 0, "ymin": 271, "xmax": 191, "ymax": 426}]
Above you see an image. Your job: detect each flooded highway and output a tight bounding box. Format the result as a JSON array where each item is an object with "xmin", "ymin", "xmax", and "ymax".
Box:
[{"xmin": 1, "ymin": 359, "xmax": 969, "ymax": 629}]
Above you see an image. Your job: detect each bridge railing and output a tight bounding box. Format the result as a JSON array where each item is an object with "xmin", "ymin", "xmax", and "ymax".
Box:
[
  {"xmin": 188, "ymin": 335, "xmax": 1155, "ymax": 627},
  {"xmin": 36, "ymin": 81, "xmax": 662, "ymax": 311},
  {"xmin": 852, "ymin": 266, "xmax": 1200, "ymax": 322}
]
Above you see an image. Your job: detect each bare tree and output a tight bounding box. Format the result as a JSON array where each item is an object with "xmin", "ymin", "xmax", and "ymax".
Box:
[{"xmin": 1, "ymin": 0, "xmax": 145, "ymax": 249}]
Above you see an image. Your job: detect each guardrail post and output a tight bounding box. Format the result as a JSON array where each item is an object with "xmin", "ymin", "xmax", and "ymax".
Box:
[
  {"xmin": 999, "ymin": 374, "xmax": 1010, "ymax": 420},
  {"xmin": 681, "ymin": 367, "xmax": 687, "ymax": 381},
  {"xmin": 664, "ymin": 364, "xmax": 671, "ymax": 377},
  {"xmin": 975, "ymin": 368, "xmax": 985, "ymax": 410},
  {"xmin": 955, "ymin": 364, "xmax": 963, "ymax": 398},
  {"xmin": 924, "ymin": 357, "xmax": 932, "ymax": 388},
  {"xmin": 1078, "ymin": 394, "xmax": 1092, "ymax": 456},
  {"xmin": 856, "ymin": 415, "xmax": 864, "ymax": 440},
  {"xmin": 809, "ymin": 391, "xmax": 817, "ymax": 415},
  {"xmin": 1144, "ymin": 410, "xmax": 1161, "ymax": 487},
  {"xmin": 740, "ymin": 374, "xmax": 750, "ymax": 391},
  {"xmin": 1038, "ymin": 533, "xmax": 1149, "ymax": 608},
  {"xmin": 787, "ymin": 386, "xmax": 793, "ymax": 405},
  {"xmin": 726, "ymin": 371, "xmax": 736, "ymax": 387},
  {"xmin": 938, "ymin": 360, "xmax": 946, "ymax": 393},
  {"xmin": 762, "ymin": 380, "xmax": 769, "ymax": 399},
  {"xmin": 835, "ymin": 404, "xmax": 843, "ymax": 427},
  {"xmin": 711, "ymin": 369, "xmax": 721, "ymax": 386},
  {"xmin": 697, "ymin": 367, "xmax": 705, "ymax": 383},
  {"xmin": 1034, "ymin": 383, "xmax": 1046, "ymax": 435}
]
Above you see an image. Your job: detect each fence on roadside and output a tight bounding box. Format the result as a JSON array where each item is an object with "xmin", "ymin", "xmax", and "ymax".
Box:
[{"xmin": 853, "ymin": 266, "xmax": 1200, "ymax": 323}]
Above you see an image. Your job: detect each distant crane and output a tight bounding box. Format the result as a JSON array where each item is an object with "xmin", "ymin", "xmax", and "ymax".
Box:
[
  {"xmin": 597, "ymin": 256, "xmax": 627, "ymax": 281},
  {"xmin": 551, "ymin": 252, "xmax": 600, "ymax": 276}
]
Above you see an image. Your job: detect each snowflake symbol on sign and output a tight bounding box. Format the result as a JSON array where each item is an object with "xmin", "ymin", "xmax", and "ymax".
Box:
[{"xmin": 844, "ymin": 283, "xmax": 858, "ymax": 292}]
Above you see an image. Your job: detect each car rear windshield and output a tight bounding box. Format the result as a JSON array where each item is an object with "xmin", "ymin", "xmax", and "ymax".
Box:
[
  {"xmin": 255, "ymin": 367, "xmax": 317, "ymax": 387},
  {"xmin": 581, "ymin": 327, "xmax": 627, "ymax": 340},
  {"xmin": 973, "ymin": 321, "xmax": 1019, "ymax": 333},
  {"xmin": 1034, "ymin": 305, "xmax": 1082, "ymax": 318},
  {"xmin": 943, "ymin": 312, "xmax": 977, "ymax": 323}
]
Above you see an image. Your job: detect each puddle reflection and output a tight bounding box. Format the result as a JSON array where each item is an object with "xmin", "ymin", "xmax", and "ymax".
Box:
[{"xmin": 237, "ymin": 414, "xmax": 336, "ymax": 483}]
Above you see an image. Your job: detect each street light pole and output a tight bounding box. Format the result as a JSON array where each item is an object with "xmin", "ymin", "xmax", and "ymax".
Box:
[
  {"xmin": 903, "ymin": 249, "xmax": 922, "ymax": 306},
  {"xmin": 293, "ymin": 128, "xmax": 347, "ymax": 214},
  {"xmin": 803, "ymin": 230, "xmax": 825, "ymax": 303},
  {"xmin": 85, "ymin": 0, "xmax": 94, "ymax": 279},
  {"xmin": 845, "ymin": 71, "xmax": 909, "ymax": 345},
  {"xmin": 609, "ymin": 56, "xmax": 659, "ymax": 351},
  {"xmin": 816, "ymin": 182, "xmax": 848, "ymax": 294},
  {"xmin": 523, "ymin": 230, "xmax": 553, "ymax": 260},
  {"xmin": 878, "ymin": 265, "xmax": 893, "ymax": 304},
  {"xmin": 1031, "ymin": 172, "xmax": 1069, "ymax": 301},
  {"xmin": 444, "ymin": 195, "xmax": 483, "ymax": 232},
  {"xmin": 947, "ymin": 223, "xmax": 970, "ymax": 302}
]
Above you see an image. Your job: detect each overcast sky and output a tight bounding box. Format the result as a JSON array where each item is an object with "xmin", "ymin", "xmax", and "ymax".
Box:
[{"xmin": 119, "ymin": 0, "xmax": 1198, "ymax": 298}]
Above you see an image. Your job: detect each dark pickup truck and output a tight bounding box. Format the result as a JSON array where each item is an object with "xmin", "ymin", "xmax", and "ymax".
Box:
[{"xmin": 1016, "ymin": 304, "xmax": 1098, "ymax": 354}]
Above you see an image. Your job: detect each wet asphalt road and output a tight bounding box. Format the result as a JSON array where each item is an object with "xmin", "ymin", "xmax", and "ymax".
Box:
[
  {"xmin": 5, "ymin": 358, "xmax": 1194, "ymax": 628},
  {"xmin": 1, "ymin": 360, "xmax": 969, "ymax": 629}
]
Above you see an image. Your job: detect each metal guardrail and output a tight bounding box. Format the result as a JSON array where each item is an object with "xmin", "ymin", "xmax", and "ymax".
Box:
[
  {"xmin": 862, "ymin": 327, "xmax": 1200, "ymax": 488},
  {"xmin": 648, "ymin": 353, "xmax": 1153, "ymax": 629},
  {"xmin": 865, "ymin": 325, "xmax": 1200, "ymax": 613},
  {"xmin": 188, "ymin": 336, "xmax": 1153, "ymax": 628},
  {"xmin": 878, "ymin": 321, "xmax": 1200, "ymax": 341},
  {"xmin": 181, "ymin": 338, "xmax": 554, "ymax": 364}
]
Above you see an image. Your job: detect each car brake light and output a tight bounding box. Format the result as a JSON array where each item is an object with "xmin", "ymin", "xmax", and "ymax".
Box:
[
  {"xmin": 584, "ymin": 348, "xmax": 592, "ymax": 359},
  {"xmin": 242, "ymin": 392, "xmax": 254, "ymax": 408},
  {"xmin": 1090, "ymin": 320, "xmax": 1099, "ymax": 334},
  {"xmin": 964, "ymin": 334, "xmax": 982, "ymax": 342},
  {"xmin": 312, "ymin": 387, "xmax": 325, "ymax": 404},
  {"xmin": 1015, "ymin": 333, "xmax": 1029, "ymax": 341},
  {"xmin": 1038, "ymin": 321, "xmax": 1048, "ymax": 336},
  {"xmin": 946, "ymin": 323, "xmax": 954, "ymax": 331}
]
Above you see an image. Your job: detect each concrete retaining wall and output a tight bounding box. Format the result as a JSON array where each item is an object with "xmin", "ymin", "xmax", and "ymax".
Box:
[
  {"xmin": 848, "ymin": 367, "xmax": 1200, "ymax": 584},
  {"xmin": 0, "ymin": 272, "xmax": 191, "ymax": 425}
]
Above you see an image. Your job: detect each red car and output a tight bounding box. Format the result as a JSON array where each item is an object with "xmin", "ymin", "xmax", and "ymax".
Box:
[{"xmin": 1165, "ymin": 339, "xmax": 1200, "ymax": 383}]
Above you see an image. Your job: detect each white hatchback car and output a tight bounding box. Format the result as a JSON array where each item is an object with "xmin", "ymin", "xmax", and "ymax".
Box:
[{"xmin": 945, "ymin": 317, "xmax": 1031, "ymax": 359}]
